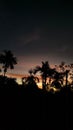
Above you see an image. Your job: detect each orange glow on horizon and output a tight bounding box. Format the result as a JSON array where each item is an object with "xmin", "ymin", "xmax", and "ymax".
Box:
[
  {"xmin": 7, "ymin": 73, "xmax": 26, "ymax": 78},
  {"xmin": 6, "ymin": 73, "xmax": 42, "ymax": 88}
]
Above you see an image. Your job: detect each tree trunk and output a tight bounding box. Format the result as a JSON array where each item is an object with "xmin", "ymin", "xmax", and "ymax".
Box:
[
  {"xmin": 4, "ymin": 68, "xmax": 7, "ymax": 77},
  {"xmin": 66, "ymin": 70, "xmax": 69, "ymax": 87},
  {"xmin": 42, "ymin": 77, "xmax": 46, "ymax": 90},
  {"xmin": 4, "ymin": 71, "xmax": 6, "ymax": 77}
]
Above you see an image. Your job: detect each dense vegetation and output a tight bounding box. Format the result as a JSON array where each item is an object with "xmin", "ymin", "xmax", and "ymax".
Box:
[{"xmin": 0, "ymin": 50, "xmax": 73, "ymax": 129}]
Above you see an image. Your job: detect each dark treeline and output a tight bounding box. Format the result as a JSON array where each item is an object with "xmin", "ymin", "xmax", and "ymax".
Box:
[
  {"xmin": 0, "ymin": 50, "xmax": 73, "ymax": 130},
  {"xmin": 0, "ymin": 50, "xmax": 73, "ymax": 91}
]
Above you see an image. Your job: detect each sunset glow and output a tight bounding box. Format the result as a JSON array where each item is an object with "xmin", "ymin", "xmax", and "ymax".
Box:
[{"xmin": 0, "ymin": 1, "xmax": 73, "ymax": 129}]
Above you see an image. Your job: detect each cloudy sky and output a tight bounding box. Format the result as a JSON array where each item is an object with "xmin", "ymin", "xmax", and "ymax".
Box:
[{"xmin": 0, "ymin": 0, "xmax": 73, "ymax": 75}]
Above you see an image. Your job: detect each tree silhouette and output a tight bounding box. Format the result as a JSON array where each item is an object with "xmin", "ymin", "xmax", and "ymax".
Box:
[
  {"xmin": 55, "ymin": 62, "xmax": 70, "ymax": 87},
  {"xmin": 33, "ymin": 61, "xmax": 56, "ymax": 90},
  {"xmin": 55, "ymin": 62, "xmax": 66, "ymax": 73},
  {"xmin": 25, "ymin": 75, "xmax": 39, "ymax": 87},
  {"xmin": 68, "ymin": 63, "xmax": 73, "ymax": 86},
  {"xmin": 0, "ymin": 50, "xmax": 17, "ymax": 77},
  {"xmin": 51, "ymin": 71, "xmax": 64, "ymax": 89},
  {"xmin": 5, "ymin": 77, "xmax": 18, "ymax": 88},
  {"xmin": 22, "ymin": 69, "xmax": 39, "ymax": 90}
]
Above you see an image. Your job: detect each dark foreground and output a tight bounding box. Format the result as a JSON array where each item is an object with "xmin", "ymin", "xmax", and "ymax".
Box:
[{"xmin": 0, "ymin": 87, "xmax": 73, "ymax": 130}]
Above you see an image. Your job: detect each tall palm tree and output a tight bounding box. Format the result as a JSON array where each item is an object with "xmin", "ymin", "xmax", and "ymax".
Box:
[
  {"xmin": 33, "ymin": 61, "xmax": 55, "ymax": 90},
  {"xmin": 0, "ymin": 50, "xmax": 17, "ymax": 76}
]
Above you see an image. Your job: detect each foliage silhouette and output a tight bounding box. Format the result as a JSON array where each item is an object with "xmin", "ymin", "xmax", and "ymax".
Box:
[
  {"xmin": 0, "ymin": 50, "xmax": 17, "ymax": 76},
  {"xmin": 68, "ymin": 63, "xmax": 73, "ymax": 86},
  {"xmin": 33, "ymin": 61, "xmax": 56, "ymax": 90},
  {"xmin": 21, "ymin": 69, "xmax": 39, "ymax": 91},
  {"xmin": 55, "ymin": 62, "xmax": 70, "ymax": 87},
  {"xmin": 51, "ymin": 71, "xmax": 63, "ymax": 89},
  {"xmin": 0, "ymin": 55, "xmax": 73, "ymax": 129}
]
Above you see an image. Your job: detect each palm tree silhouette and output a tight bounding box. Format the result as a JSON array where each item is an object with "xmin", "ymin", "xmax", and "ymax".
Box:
[
  {"xmin": 33, "ymin": 61, "xmax": 55, "ymax": 90},
  {"xmin": 0, "ymin": 50, "xmax": 17, "ymax": 77}
]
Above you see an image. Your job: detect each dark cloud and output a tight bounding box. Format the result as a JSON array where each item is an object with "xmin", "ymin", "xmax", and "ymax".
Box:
[{"xmin": 0, "ymin": 1, "xmax": 73, "ymax": 73}]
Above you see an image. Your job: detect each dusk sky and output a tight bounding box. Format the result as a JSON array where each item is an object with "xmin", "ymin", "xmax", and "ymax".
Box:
[{"xmin": 0, "ymin": 0, "xmax": 73, "ymax": 76}]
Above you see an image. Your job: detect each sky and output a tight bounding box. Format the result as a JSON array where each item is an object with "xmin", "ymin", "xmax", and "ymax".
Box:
[{"xmin": 0, "ymin": 0, "xmax": 73, "ymax": 78}]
